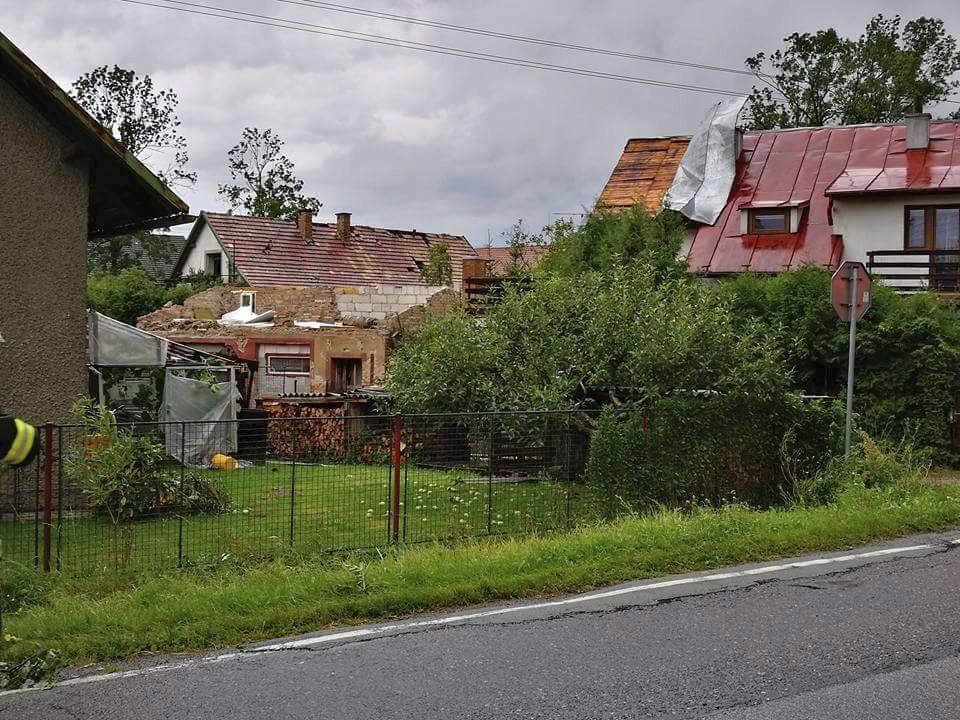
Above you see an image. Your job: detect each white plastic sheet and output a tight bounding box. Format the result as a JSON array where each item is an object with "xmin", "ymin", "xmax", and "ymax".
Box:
[
  {"xmin": 664, "ymin": 96, "xmax": 748, "ymax": 225},
  {"xmin": 88, "ymin": 310, "xmax": 168, "ymax": 367},
  {"xmin": 163, "ymin": 372, "xmax": 239, "ymax": 467}
]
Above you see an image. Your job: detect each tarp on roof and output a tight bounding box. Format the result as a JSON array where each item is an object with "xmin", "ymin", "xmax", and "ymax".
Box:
[
  {"xmin": 88, "ymin": 310, "xmax": 168, "ymax": 367},
  {"xmin": 664, "ymin": 97, "xmax": 747, "ymax": 225}
]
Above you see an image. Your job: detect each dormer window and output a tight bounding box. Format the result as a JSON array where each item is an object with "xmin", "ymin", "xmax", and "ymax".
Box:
[
  {"xmin": 239, "ymin": 291, "xmax": 256, "ymax": 312},
  {"xmin": 747, "ymin": 209, "xmax": 789, "ymax": 234}
]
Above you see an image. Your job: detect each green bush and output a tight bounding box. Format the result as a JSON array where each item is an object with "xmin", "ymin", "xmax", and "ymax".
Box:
[
  {"xmin": 64, "ymin": 399, "xmax": 231, "ymax": 521},
  {"xmin": 585, "ymin": 396, "xmax": 844, "ymax": 512}
]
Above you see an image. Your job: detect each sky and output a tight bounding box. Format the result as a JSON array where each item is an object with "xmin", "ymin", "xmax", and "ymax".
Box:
[{"xmin": 3, "ymin": 0, "xmax": 960, "ymax": 246}]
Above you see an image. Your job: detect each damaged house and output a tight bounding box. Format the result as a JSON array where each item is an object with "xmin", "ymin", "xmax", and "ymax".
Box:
[
  {"xmin": 140, "ymin": 210, "xmax": 475, "ymax": 413},
  {"xmin": 600, "ymin": 99, "xmax": 960, "ymax": 293}
]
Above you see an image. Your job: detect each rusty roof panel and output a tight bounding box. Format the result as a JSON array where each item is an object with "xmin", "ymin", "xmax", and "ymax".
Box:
[{"xmin": 597, "ymin": 136, "xmax": 691, "ymax": 214}]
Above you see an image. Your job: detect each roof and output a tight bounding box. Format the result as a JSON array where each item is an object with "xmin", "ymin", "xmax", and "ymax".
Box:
[
  {"xmin": 183, "ymin": 212, "xmax": 476, "ymax": 287},
  {"xmin": 687, "ymin": 121, "xmax": 960, "ymax": 275},
  {"xmin": 0, "ymin": 31, "xmax": 189, "ymax": 237},
  {"xmin": 475, "ymin": 245, "xmax": 549, "ymax": 275},
  {"xmin": 122, "ymin": 234, "xmax": 187, "ymax": 282},
  {"xmin": 597, "ymin": 136, "xmax": 691, "ymax": 214}
]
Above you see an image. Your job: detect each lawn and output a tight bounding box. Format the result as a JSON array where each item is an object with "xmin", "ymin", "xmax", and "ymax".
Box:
[
  {"xmin": 4, "ymin": 480, "xmax": 960, "ymax": 670},
  {"xmin": 1, "ymin": 461, "xmax": 584, "ymax": 573}
]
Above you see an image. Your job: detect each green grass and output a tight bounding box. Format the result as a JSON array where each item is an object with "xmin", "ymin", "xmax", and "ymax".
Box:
[
  {"xmin": 3, "ymin": 480, "xmax": 960, "ymax": 668},
  {"xmin": 0, "ymin": 462, "xmax": 581, "ymax": 573}
]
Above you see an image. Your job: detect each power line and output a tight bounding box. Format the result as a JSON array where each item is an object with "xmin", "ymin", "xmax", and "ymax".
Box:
[
  {"xmin": 119, "ymin": 0, "xmax": 752, "ymax": 97},
  {"xmin": 268, "ymin": 0, "xmax": 760, "ymax": 79}
]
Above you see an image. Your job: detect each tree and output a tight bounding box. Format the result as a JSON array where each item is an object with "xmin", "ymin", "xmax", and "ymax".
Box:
[
  {"xmin": 746, "ymin": 14, "xmax": 960, "ymax": 129},
  {"xmin": 420, "ymin": 241, "xmax": 453, "ymax": 286},
  {"xmin": 87, "ymin": 268, "xmax": 166, "ymax": 325},
  {"xmin": 218, "ymin": 128, "xmax": 322, "ymax": 219},
  {"xmin": 72, "ymin": 65, "xmax": 195, "ymax": 186},
  {"xmin": 73, "ymin": 65, "xmax": 195, "ymax": 272}
]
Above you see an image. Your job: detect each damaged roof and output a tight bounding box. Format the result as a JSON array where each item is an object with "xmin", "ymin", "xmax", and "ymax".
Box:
[
  {"xmin": 182, "ymin": 212, "xmax": 476, "ymax": 287},
  {"xmin": 597, "ymin": 136, "xmax": 691, "ymax": 214},
  {"xmin": 0, "ymin": 31, "xmax": 189, "ymax": 237},
  {"xmin": 687, "ymin": 122, "xmax": 960, "ymax": 274},
  {"xmin": 474, "ymin": 245, "xmax": 549, "ymax": 275}
]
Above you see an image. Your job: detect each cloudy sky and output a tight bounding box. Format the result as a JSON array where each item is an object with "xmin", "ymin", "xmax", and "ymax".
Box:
[{"xmin": 3, "ymin": 0, "xmax": 960, "ymax": 245}]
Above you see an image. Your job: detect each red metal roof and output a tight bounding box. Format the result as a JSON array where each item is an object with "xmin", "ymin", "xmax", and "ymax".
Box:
[
  {"xmin": 687, "ymin": 121, "xmax": 960, "ymax": 275},
  {"xmin": 199, "ymin": 213, "xmax": 476, "ymax": 287}
]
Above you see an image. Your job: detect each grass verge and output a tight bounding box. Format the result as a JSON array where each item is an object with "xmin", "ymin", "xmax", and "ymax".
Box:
[{"xmin": 3, "ymin": 481, "xmax": 960, "ymax": 669}]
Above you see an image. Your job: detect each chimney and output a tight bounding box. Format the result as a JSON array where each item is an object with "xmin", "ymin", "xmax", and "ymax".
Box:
[
  {"xmin": 297, "ymin": 208, "xmax": 313, "ymax": 243},
  {"xmin": 337, "ymin": 212, "xmax": 352, "ymax": 243},
  {"xmin": 462, "ymin": 256, "xmax": 490, "ymax": 281},
  {"xmin": 905, "ymin": 113, "xmax": 931, "ymax": 150}
]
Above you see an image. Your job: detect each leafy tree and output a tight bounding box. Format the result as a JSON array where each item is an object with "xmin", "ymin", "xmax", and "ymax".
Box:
[
  {"xmin": 87, "ymin": 268, "xmax": 166, "ymax": 325},
  {"xmin": 538, "ymin": 205, "xmax": 686, "ymax": 281},
  {"xmin": 746, "ymin": 14, "xmax": 960, "ymax": 129},
  {"xmin": 420, "ymin": 241, "xmax": 453, "ymax": 285},
  {"xmin": 72, "ymin": 65, "xmax": 196, "ymax": 186},
  {"xmin": 73, "ymin": 65, "xmax": 195, "ymax": 272},
  {"xmin": 218, "ymin": 128, "xmax": 322, "ymax": 219}
]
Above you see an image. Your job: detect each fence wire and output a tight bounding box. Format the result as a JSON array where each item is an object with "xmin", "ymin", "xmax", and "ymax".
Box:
[{"xmin": 0, "ymin": 412, "xmax": 595, "ymax": 575}]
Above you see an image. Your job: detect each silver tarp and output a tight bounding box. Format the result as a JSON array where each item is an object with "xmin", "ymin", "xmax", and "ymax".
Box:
[
  {"xmin": 162, "ymin": 372, "xmax": 239, "ymax": 467},
  {"xmin": 88, "ymin": 310, "xmax": 168, "ymax": 367},
  {"xmin": 663, "ymin": 96, "xmax": 748, "ymax": 225}
]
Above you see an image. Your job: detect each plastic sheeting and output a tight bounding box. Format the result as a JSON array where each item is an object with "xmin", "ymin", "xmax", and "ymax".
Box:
[
  {"xmin": 88, "ymin": 310, "xmax": 168, "ymax": 367},
  {"xmin": 664, "ymin": 96, "xmax": 747, "ymax": 225},
  {"xmin": 163, "ymin": 372, "xmax": 239, "ymax": 467}
]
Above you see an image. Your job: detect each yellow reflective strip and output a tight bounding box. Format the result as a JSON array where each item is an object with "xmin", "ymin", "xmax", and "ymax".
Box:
[{"xmin": 3, "ymin": 419, "xmax": 34, "ymax": 465}]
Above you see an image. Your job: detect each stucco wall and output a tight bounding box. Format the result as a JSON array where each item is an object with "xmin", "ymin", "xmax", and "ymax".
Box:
[
  {"xmin": 834, "ymin": 192, "xmax": 960, "ymax": 290},
  {"xmin": 0, "ymin": 77, "xmax": 89, "ymax": 423},
  {"xmin": 181, "ymin": 223, "xmax": 229, "ymax": 281}
]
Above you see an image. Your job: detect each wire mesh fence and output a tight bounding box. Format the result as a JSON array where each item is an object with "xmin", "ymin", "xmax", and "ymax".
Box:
[{"xmin": 0, "ymin": 411, "xmax": 595, "ymax": 575}]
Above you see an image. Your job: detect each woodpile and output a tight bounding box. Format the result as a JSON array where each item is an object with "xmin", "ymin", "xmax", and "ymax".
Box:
[{"xmin": 266, "ymin": 403, "xmax": 391, "ymax": 463}]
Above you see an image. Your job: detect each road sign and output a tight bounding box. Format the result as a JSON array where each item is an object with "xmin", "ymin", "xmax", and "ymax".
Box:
[{"xmin": 831, "ymin": 262, "xmax": 872, "ymax": 322}]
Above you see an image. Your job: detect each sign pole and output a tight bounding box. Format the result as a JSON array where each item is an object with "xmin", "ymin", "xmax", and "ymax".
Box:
[{"xmin": 843, "ymin": 267, "xmax": 859, "ymax": 459}]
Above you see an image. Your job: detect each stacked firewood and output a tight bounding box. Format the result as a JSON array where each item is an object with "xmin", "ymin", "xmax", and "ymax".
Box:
[{"xmin": 265, "ymin": 403, "xmax": 391, "ymax": 463}]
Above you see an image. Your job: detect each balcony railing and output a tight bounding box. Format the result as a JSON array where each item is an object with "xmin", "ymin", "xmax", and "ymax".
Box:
[{"xmin": 866, "ymin": 249, "xmax": 960, "ymax": 293}]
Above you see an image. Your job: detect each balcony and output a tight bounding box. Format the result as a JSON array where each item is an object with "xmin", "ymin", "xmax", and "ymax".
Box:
[{"xmin": 866, "ymin": 250, "xmax": 960, "ymax": 294}]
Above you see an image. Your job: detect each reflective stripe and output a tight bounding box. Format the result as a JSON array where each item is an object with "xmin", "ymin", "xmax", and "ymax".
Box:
[{"xmin": 3, "ymin": 419, "xmax": 35, "ymax": 465}]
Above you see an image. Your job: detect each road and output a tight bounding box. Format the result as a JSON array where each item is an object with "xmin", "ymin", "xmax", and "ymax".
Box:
[{"xmin": 4, "ymin": 532, "xmax": 960, "ymax": 719}]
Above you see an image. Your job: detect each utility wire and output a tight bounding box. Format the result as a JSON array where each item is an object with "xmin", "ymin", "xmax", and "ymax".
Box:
[
  {"xmin": 267, "ymin": 0, "xmax": 761, "ymax": 79},
  {"xmin": 119, "ymin": 0, "xmax": 752, "ymax": 97}
]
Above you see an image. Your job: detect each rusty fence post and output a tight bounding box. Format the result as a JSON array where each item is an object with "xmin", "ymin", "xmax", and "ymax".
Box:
[
  {"xmin": 42, "ymin": 423, "xmax": 54, "ymax": 573},
  {"xmin": 391, "ymin": 414, "xmax": 403, "ymax": 544}
]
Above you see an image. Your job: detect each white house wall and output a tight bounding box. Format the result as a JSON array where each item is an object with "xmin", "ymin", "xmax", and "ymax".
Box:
[
  {"xmin": 834, "ymin": 192, "xmax": 960, "ymax": 291},
  {"xmin": 181, "ymin": 222, "xmax": 230, "ymax": 282}
]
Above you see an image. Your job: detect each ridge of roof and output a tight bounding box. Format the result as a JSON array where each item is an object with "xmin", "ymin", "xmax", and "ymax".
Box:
[{"xmin": 201, "ymin": 211, "xmax": 468, "ymax": 240}]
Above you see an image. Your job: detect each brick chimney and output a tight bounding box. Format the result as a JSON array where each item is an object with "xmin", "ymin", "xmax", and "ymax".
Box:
[
  {"xmin": 905, "ymin": 112, "xmax": 931, "ymax": 150},
  {"xmin": 297, "ymin": 208, "xmax": 313, "ymax": 243},
  {"xmin": 337, "ymin": 212, "xmax": 352, "ymax": 243}
]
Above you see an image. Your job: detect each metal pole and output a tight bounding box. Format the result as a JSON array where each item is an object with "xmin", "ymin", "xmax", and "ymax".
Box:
[
  {"xmin": 289, "ymin": 422, "xmax": 297, "ymax": 547},
  {"xmin": 42, "ymin": 423, "xmax": 53, "ymax": 573},
  {"xmin": 391, "ymin": 414, "xmax": 402, "ymax": 543},
  {"xmin": 844, "ymin": 268, "xmax": 859, "ymax": 459},
  {"xmin": 178, "ymin": 423, "xmax": 186, "ymax": 567}
]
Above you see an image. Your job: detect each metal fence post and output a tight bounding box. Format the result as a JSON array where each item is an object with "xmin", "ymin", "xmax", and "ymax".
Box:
[
  {"xmin": 42, "ymin": 423, "xmax": 53, "ymax": 573},
  {"xmin": 391, "ymin": 414, "xmax": 403, "ymax": 543},
  {"xmin": 487, "ymin": 416, "xmax": 495, "ymax": 535},
  {"xmin": 56, "ymin": 426, "xmax": 63, "ymax": 571},
  {"xmin": 289, "ymin": 421, "xmax": 298, "ymax": 547},
  {"xmin": 178, "ymin": 422, "xmax": 186, "ymax": 567}
]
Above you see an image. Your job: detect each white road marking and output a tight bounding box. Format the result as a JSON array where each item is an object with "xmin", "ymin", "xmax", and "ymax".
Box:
[{"xmin": 0, "ymin": 540, "xmax": 947, "ymax": 697}]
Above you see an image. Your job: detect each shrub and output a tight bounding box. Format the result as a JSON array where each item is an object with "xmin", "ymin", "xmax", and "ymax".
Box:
[
  {"xmin": 585, "ymin": 395, "xmax": 844, "ymax": 512},
  {"xmin": 64, "ymin": 399, "xmax": 231, "ymax": 521}
]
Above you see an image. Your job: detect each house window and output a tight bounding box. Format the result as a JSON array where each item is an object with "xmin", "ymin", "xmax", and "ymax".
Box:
[
  {"xmin": 239, "ymin": 291, "xmax": 255, "ymax": 312},
  {"xmin": 903, "ymin": 206, "xmax": 960, "ymax": 251},
  {"xmin": 266, "ymin": 355, "xmax": 310, "ymax": 376},
  {"xmin": 205, "ymin": 252, "xmax": 223, "ymax": 277},
  {"xmin": 747, "ymin": 209, "xmax": 789, "ymax": 234},
  {"xmin": 329, "ymin": 357, "xmax": 363, "ymax": 393}
]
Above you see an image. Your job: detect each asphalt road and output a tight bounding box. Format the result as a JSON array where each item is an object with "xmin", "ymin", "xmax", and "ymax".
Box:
[{"xmin": 5, "ymin": 532, "xmax": 960, "ymax": 719}]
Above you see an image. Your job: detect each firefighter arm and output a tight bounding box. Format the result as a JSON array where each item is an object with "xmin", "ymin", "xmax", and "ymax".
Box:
[{"xmin": 0, "ymin": 412, "xmax": 40, "ymax": 467}]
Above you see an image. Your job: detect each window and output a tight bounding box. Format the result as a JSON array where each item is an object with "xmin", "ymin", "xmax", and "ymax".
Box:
[
  {"xmin": 903, "ymin": 206, "xmax": 960, "ymax": 251},
  {"xmin": 329, "ymin": 357, "xmax": 363, "ymax": 392},
  {"xmin": 205, "ymin": 252, "xmax": 223, "ymax": 278},
  {"xmin": 747, "ymin": 209, "xmax": 789, "ymax": 234},
  {"xmin": 266, "ymin": 355, "xmax": 310, "ymax": 376},
  {"xmin": 239, "ymin": 291, "xmax": 256, "ymax": 312}
]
